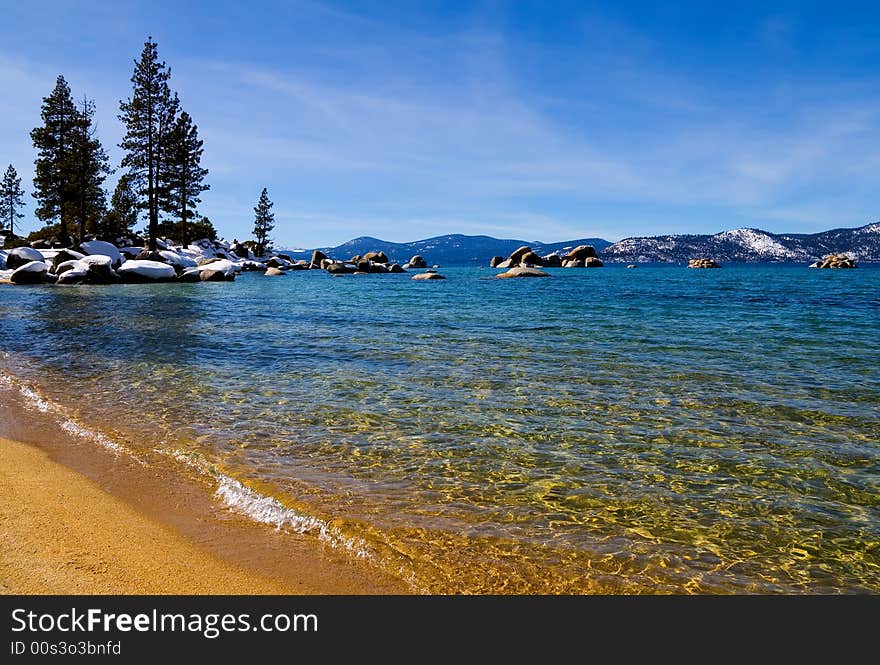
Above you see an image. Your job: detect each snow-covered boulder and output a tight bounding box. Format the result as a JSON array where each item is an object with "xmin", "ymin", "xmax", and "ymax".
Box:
[
  {"xmin": 56, "ymin": 267, "xmax": 89, "ymax": 284},
  {"xmin": 6, "ymin": 246, "xmax": 45, "ymax": 270},
  {"xmin": 50, "ymin": 249, "xmax": 85, "ymax": 273},
  {"xmin": 117, "ymin": 260, "xmax": 177, "ymax": 282},
  {"xmin": 10, "ymin": 260, "xmax": 52, "ymax": 284},
  {"xmin": 158, "ymin": 250, "xmax": 199, "ymax": 269},
  {"xmin": 119, "ymin": 246, "xmax": 143, "ymax": 260},
  {"xmin": 78, "ymin": 240, "xmax": 123, "ymax": 268},
  {"xmin": 198, "ymin": 258, "xmax": 237, "ymax": 282}
]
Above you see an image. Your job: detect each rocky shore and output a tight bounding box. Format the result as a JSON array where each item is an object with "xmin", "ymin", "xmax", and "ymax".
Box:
[{"xmin": 0, "ymin": 237, "xmax": 446, "ymax": 286}]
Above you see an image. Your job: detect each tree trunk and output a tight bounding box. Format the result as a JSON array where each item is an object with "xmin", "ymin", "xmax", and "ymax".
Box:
[
  {"xmin": 58, "ymin": 107, "xmax": 68, "ymax": 244},
  {"xmin": 147, "ymin": 88, "xmax": 157, "ymax": 252}
]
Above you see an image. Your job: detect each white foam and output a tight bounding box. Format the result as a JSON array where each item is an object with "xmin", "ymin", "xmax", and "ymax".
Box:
[
  {"xmin": 60, "ymin": 419, "xmax": 128, "ymax": 456},
  {"xmin": 18, "ymin": 385, "xmax": 51, "ymax": 413}
]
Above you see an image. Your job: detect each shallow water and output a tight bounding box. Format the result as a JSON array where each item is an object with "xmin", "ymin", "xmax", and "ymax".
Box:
[{"xmin": 1, "ymin": 264, "xmax": 878, "ymax": 593}]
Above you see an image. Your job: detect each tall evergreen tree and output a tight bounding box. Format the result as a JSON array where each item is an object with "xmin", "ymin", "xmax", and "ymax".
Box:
[
  {"xmin": 98, "ymin": 174, "xmax": 139, "ymax": 241},
  {"xmin": 164, "ymin": 110, "xmax": 209, "ymax": 247},
  {"xmin": 30, "ymin": 75, "xmax": 78, "ymax": 243},
  {"xmin": 252, "ymin": 188, "xmax": 274, "ymax": 256},
  {"xmin": 119, "ymin": 37, "xmax": 179, "ymax": 251},
  {"xmin": 70, "ymin": 96, "xmax": 111, "ymax": 241},
  {"xmin": 0, "ymin": 164, "xmax": 26, "ymax": 234}
]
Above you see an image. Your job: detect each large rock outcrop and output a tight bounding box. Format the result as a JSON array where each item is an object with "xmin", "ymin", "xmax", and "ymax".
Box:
[{"xmin": 810, "ymin": 254, "xmax": 857, "ymax": 269}]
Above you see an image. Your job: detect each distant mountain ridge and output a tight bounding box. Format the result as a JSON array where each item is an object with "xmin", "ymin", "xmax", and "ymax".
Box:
[
  {"xmin": 278, "ymin": 223, "xmax": 880, "ymax": 265},
  {"xmin": 603, "ymin": 223, "xmax": 880, "ymax": 263}
]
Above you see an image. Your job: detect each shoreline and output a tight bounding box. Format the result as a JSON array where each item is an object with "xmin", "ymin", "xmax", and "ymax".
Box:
[{"xmin": 0, "ymin": 390, "xmax": 409, "ymax": 595}]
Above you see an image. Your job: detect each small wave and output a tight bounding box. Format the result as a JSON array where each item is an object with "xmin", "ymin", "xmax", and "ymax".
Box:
[
  {"xmin": 161, "ymin": 447, "xmax": 376, "ymax": 561},
  {"xmin": 60, "ymin": 419, "xmax": 129, "ymax": 456}
]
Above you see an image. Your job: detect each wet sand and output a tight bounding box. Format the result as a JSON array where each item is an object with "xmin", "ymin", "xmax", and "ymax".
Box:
[{"xmin": 0, "ymin": 398, "xmax": 408, "ymax": 595}]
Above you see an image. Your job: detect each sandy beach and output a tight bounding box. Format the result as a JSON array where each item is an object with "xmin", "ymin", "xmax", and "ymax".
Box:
[{"xmin": 0, "ymin": 398, "xmax": 408, "ymax": 595}]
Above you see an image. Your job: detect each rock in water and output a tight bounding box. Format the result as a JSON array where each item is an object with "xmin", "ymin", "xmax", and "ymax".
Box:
[
  {"xmin": 542, "ymin": 254, "xmax": 562, "ymax": 268},
  {"xmin": 585, "ymin": 257, "xmax": 604, "ymax": 268},
  {"xmin": 403, "ymin": 255, "xmax": 427, "ymax": 269},
  {"xmin": 496, "ymin": 266, "xmax": 550, "ymax": 278},
  {"xmin": 688, "ymin": 258, "xmax": 721, "ymax": 268},
  {"xmin": 489, "ymin": 255, "xmax": 505, "ymax": 268},
  {"xmin": 363, "ymin": 251, "xmax": 389, "ymax": 264},
  {"xmin": 813, "ymin": 254, "xmax": 857, "ymax": 269},
  {"xmin": 117, "ymin": 260, "xmax": 178, "ymax": 282},
  {"xmin": 389, "ymin": 263, "xmax": 405, "ymax": 273},
  {"xmin": 10, "ymin": 260, "xmax": 51, "ymax": 284},
  {"xmin": 627, "ymin": 264, "xmax": 638, "ymax": 269},
  {"xmin": 562, "ymin": 245, "xmax": 597, "ymax": 261},
  {"xmin": 310, "ymin": 250, "xmax": 328, "ymax": 268},
  {"xmin": 326, "ymin": 262, "xmax": 356, "ymax": 274},
  {"xmin": 412, "ymin": 272, "xmax": 446, "ymax": 280},
  {"xmin": 265, "ymin": 267, "xmax": 285, "ymax": 276},
  {"xmin": 508, "ymin": 246, "xmax": 533, "ymax": 265},
  {"xmin": 519, "ymin": 251, "xmax": 545, "ymax": 267}
]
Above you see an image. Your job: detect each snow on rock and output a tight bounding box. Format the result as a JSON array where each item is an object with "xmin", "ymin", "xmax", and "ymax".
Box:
[
  {"xmin": 56, "ymin": 267, "xmax": 89, "ymax": 284},
  {"xmin": 10, "ymin": 260, "xmax": 51, "ymax": 284},
  {"xmin": 79, "ymin": 254, "xmax": 114, "ymax": 267},
  {"xmin": 197, "ymin": 258, "xmax": 237, "ymax": 276},
  {"xmin": 5, "ymin": 246, "xmax": 45, "ymax": 270},
  {"xmin": 78, "ymin": 240, "xmax": 123, "ymax": 267},
  {"xmin": 117, "ymin": 260, "xmax": 177, "ymax": 282},
  {"xmin": 158, "ymin": 250, "xmax": 198, "ymax": 269}
]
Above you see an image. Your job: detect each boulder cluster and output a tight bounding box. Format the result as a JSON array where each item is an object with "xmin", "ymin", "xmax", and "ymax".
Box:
[
  {"xmin": 490, "ymin": 244, "xmax": 603, "ymax": 272},
  {"xmin": 0, "ymin": 238, "xmax": 268, "ymax": 286},
  {"xmin": 308, "ymin": 250, "xmax": 436, "ymax": 277},
  {"xmin": 688, "ymin": 258, "xmax": 721, "ymax": 268},
  {"xmin": 810, "ymin": 254, "xmax": 857, "ymax": 269}
]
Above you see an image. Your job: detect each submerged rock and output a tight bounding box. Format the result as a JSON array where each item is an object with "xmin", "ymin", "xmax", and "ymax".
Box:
[
  {"xmin": 265, "ymin": 267, "xmax": 285, "ymax": 276},
  {"xmin": 412, "ymin": 271, "xmax": 446, "ymax": 280},
  {"xmin": 496, "ymin": 266, "xmax": 550, "ymax": 278}
]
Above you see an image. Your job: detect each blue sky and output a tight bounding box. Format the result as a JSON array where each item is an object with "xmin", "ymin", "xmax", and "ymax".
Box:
[{"xmin": 2, "ymin": 1, "xmax": 880, "ymax": 246}]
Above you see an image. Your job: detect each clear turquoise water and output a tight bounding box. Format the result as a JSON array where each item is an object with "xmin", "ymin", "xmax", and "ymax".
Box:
[{"xmin": 1, "ymin": 264, "xmax": 878, "ymax": 593}]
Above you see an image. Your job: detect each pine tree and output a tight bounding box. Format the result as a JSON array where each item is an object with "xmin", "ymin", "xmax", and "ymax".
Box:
[
  {"xmin": 119, "ymin": 37, "xmax": 179, "ymax": 252},
  {"xmin": 252, "ymin": 187, "xmax": 274, "ymax": 256},
  {"xmin": 70, "ymin": 96, "xmax": 111, "ymax": 241},
  {"xmin": 30, "ymin": 75, "xmax": 79, "ymax": 244},
  {"xmin": 0, "ymin": 164, "xmax": 26, "ymax": 234},
  {"xmin": 164, "ymin": 110, "xmax": 209, "ymax": 247},
  {"xmin": 98, "ymin": 174, "xmax": 139, "ymax": 241}
]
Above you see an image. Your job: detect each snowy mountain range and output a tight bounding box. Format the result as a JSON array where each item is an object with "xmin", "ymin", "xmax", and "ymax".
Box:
[
  {"xmin": 602, "ymin": 223, "xmax": 880, "ymax": 263},
  {"xmin": 278, "ymin": 223, "xmax": 880, "ymax": 265}
]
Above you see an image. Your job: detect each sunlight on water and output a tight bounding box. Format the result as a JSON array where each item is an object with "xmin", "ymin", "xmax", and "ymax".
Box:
[{"xmin": 1, "ymin": 265, "xmax": 878, "ymax": 592}]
